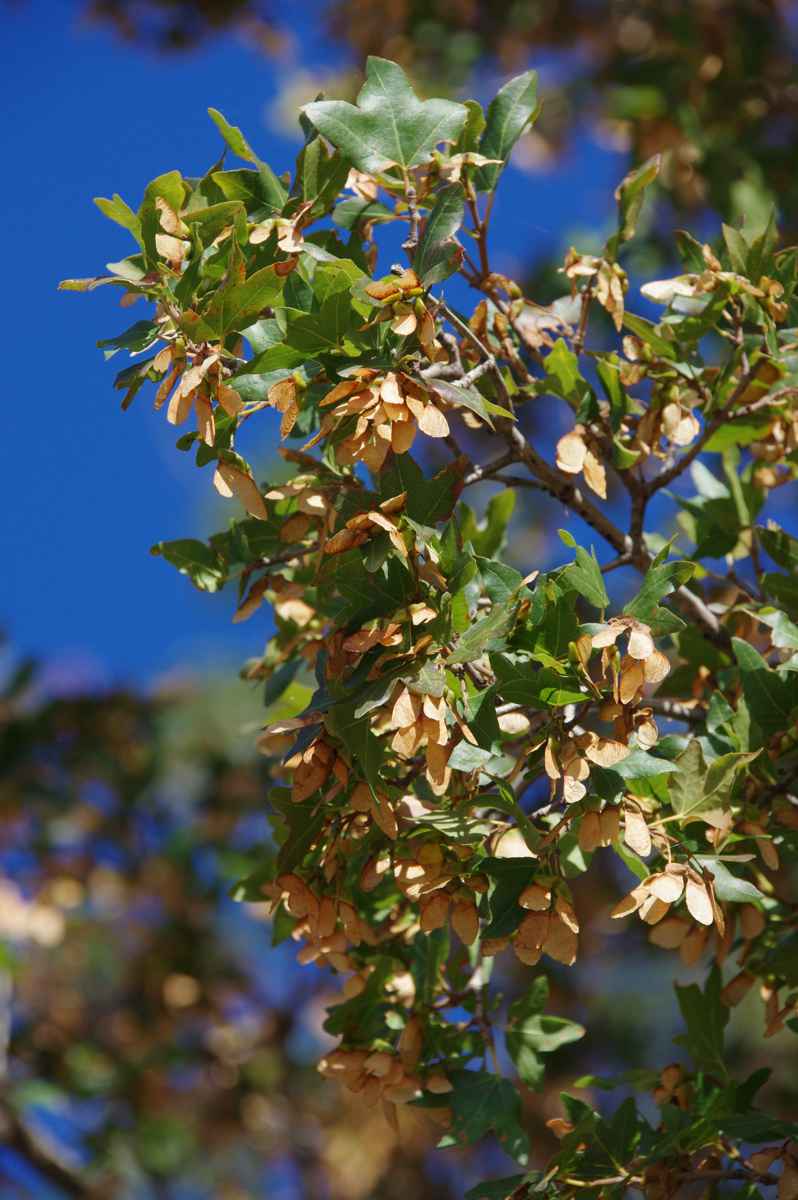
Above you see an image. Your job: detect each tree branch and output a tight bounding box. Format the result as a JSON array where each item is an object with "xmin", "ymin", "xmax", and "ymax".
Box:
[{"xmin": 437, "ymin": 298, "xmax": 727, "ymax": 646}]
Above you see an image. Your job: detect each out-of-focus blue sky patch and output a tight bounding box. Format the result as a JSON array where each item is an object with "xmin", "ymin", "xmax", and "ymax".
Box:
[
  {"xmin": 2, "ymin": 1, "xmax": 621, "ymax": 684},
  {"xmin": 0, "ymin": 1146, "xmax": 70, "ymax": 1199}
]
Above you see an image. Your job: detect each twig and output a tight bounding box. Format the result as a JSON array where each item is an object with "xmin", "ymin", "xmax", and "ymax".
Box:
[
  {"xmin": 401, "ymin": 172, "xmax": 421, "ymax": 255},
  {"xmin": 645, "ymin": 362, "xmax": 784, "ymax": 497},
  {"xmin": 648, "ymin": 697, "xmax": 707, "ymax": 726},
  {"xmin": 434, "ymin": 298, "xmax": 728, "ymax": 647},
  {"xmin": 571, "ymin": 282, "xmax": 594, "ymax": 357},
  {"xmin": 463, "ymin": 452, "xmax": 517, "ymax": 486}
]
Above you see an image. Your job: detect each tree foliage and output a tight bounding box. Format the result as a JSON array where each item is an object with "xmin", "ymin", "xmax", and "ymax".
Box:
[
  {"xmin": 63, "ymin": 57, "xmax": 798, "ymax": 1199},
  {"xmin": 83, "ymin": 0, "xmax": 798, "ymax": 238}
]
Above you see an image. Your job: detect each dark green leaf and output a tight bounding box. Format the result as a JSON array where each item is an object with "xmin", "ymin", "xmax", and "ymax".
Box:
[
  {"xmin": 733, "ymin": 638, "xmax": 798, "ymax": 737},
  {"xmin": 205, "ymin": 265, "xmax": 286, "ymax": 335},
  {"xmin": 448, "ymin": 1070, "xmax": 529, "ymax": 1163},
  {"xmin": 674, "ymin": 967, "xmax": 728, "ymax": 1078},
  {"xmin": 413, "ymin": 183, "xmax": 465, "ymax": 285},
  {"xmin": 491, "ymin": 655, "xmax": 586, "ymax": 708},
  {"xmin": 562, "ymin": 544, "xmax": 610, "ymax": 610},
  {"xmin": 475, "ymin": 70, "xmax": 539, "ymax": 192},
  {"xmin": 150, "ymin": 539, "xmax": 227, "ymax": 592},
  {"xmin": 448, "ymin": 602, "xmax": 517, "ymax": 664},
  {"xmin": 606, "ymin": 155, "xmax": 660, "ymax": 260}
]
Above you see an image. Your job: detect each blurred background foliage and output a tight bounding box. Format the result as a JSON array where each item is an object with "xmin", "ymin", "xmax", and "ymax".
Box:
[
  {"xmin": 4, "ymin": 1, "xmax": 798, "ymax": 1195},
  {"xmin": 1, "ymin": 639, "xmax": 796, "ymax": 1199}
]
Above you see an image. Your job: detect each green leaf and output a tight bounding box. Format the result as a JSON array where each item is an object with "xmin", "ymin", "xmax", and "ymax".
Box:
[
  {"xmin": 507, "ymin": 1015, "xmax": 585, "ymax": 1087},
  {"xmin": 508, "ymin": 973, "xmax": 550, "ymax": 1021},
  {"xmin": 704, "ymin": 750, "xmax": 760, "ymax": 804},
  {"xmin": 669, "ymin": 741, "xmax": 756, "ymax": 826},
  {"xmin": 380, "ymin": 453, "xmax": 462, "ymax": 526},
  {"xmin": 59, "ymin": 275, "xmax": 133, "ymax": 293},
  {"xmin": 282, "ymin": 259, "xmax": 368, "ymax": 355},
  {"xmin": 411, "ymin": 929, "xmax": 449, "ymax": 1005},
  {"xmin": 320, "ymin": 552, "xmax": 413, "ymax": 626},
  {"xmin": 143, "ymin": 170, "xmax": 186, "ymax": 214},
  {"xmin": 562, "ymin": 545, "xmax": 609, "ymax": 610},
  {"xmin": 208, "ymin": 106, "xmax": 261, "ymax": 164},
  {"xmin": 324, "ymin": 960, "xmax": 392, "ymax": 1039},
  {"xmin": 211, "ymin": 168, "xmax": 286, "ymax": 215},
  {"xmin": 624, "ymin": 559, "xmax": 694, "ymax": 633},
  {"xmin": 754, "ymin": 607, "xmax": 798, "ymax": 650},
  {"xmin": 733, "ymin": 638, "xmax": 798, "ymax": 737},
  {"xmin": 722, "ymin": 222, "xmax": 750, "ymax": 274},
  {"xmin": 333, "ymin": 196, "xmax": 395, "ymax": 230},
  {"xmin": 674, "ymin": 968, "xmax": 728, "ymax": 1078},
  {"xmin": 694, "ymin": 857, "xmax": 764, "ymax": 904},
  {"xmin": 428, "ymin": 377, "xmax": 511, "ymax": 425},
  {"xmin": 542, "ymin": 339, "xmax": 591, "ymax": 409},
  {"xmin": 704, "ymin": 420, "xmax": 771, "ymax": 452},
  {"xmin": 448, "ymin": 1070, "xmax": 529, "ymax": 1163},
  {"xmin": 304, "ymin": 57, "xmax": 467, "ymax": 174},
  {"xmin": 448, "ymin": 601, "xmax": 517, "ymax": 664},
  {"xmin": 762, "ymin": 572, "xmax": 798, "ymax": 615},
  {"xmin": 621, "ymin": 312, "xmax": 676, "ymax": 359},
  {"xmin": 97, "ymin": 320, "xmax": 160, "ymax": 359},
  {"xmin": 454, "ymin": 98, "xmax": 486, "ymax": 156},
  {"xmin": 605, "ymin": 155, "xmax": 660, "ymax": 260},
  {"xmin": 491, "ymin": 655, "xmax": 585, "ymax": 708},
  {"xmin": 719, "ymin": 1112, "xmax": 798, "ymax": 1142},
  {"xmin": 483, "ymin": 858, "xmax": 534, "ymax": 938},
  {"xmin": 208, "ymin": 107, "xmax": 287, "ymax": 212},
  {"xmin": 326, "ymin": 701, "xmax": 384, "ymax": 792},
  {"xmin": 296, "ymin": 136, "xmax": 350, "ymax": 217},
  {"xmin": 476, "ymin": 561, "xmax": 524, "ymax": 609},
  {"xmin": 759, "ymin": 524, "xmax": 798, "ymax": 572},
  {"xmin": 205, "ymin": 265, "xmax": 286, "ymax": 335},
  {"xmin": 507, "ymin": 977, "xmax": 585, "ymax": 1090},
  {"xmin": 605, "ymin": 748, "xmax": 679, "ymax": 779},
  {"xmin": 447, "ymin": 742, "xmax": 495, "ymax": 773},
  {"xmin": 413, "ymin": 183, "xmax": 465, "ymax": 285},
  {"xmin": 595, "ymin": 354, "xmax": 627, "ymax": 431},
  {"xmin": 94, "ymin": 194, "xmax": 143, "ymax": 246},
  {"xmin": 274, "ymin": 799, "xmax": 325, "ymax": 873},
  {"xmin": 150, "ymin": 539, "xmax": 227, "ymax": 592},
  {"xmin": 468, "ymin": 491, "xmax": 516, "ymax": 558},
  {"xmin": 474, "ymin": 70, "xmax": 539, "ymax": 192}
]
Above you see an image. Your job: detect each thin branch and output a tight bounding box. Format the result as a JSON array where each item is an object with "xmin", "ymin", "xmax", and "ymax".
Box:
[
  {"xmin": 571, "ymin": 282, "xmax": 594, "ymax": 357},
  {"xmin": 401, "ymin": 172, "xmax": 421, "ymax": 255},
  {"xmin": 463, "ymin": 451, "xmax": 517, "ymax": 486},
  {"xmin": 435, "ymin": 297, "xmax": 727, "ymax": 647},
  {"xmin": 648, "ymin": 697, "xmax": 707, "ymax": 726},
  {"xmin": 645, "ymin": 364, "xmax": 788, "ymax": 498}
]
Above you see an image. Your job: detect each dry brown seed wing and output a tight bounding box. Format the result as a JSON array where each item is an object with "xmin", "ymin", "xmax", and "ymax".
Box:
[
  {"xmin": 417, "ymin": 403, "xmax": 450, "ymax": 438},
  {"xmin": 623, "ymin": 809, "xmax": 652, "ymax": 857},
  {"xmin": 556, "ymin": 430, "xmax": 587, "ymax": 474},
  {"xmin": 213, "ymin": 464, "xmax": 267, "ymax": 519},
  {"xmin": 648, "ymin": 872, "xmax": 685, "ymax": 904},
  {"xmin": 685, "ymin": 877, "xmax": 714, "ymax": 926},
  {"xmin": 582, "ymin": 448, "xmax": 607, "ymax": 499},
  {"xmin": 451, "ymin": 899, "xmax": 479, "ymax": 945}
]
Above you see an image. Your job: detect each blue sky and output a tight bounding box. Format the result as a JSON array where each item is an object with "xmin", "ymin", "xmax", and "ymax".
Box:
[{"xmin": 2, "ymin": 1, "xmax": 624, "ymax": 686}]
